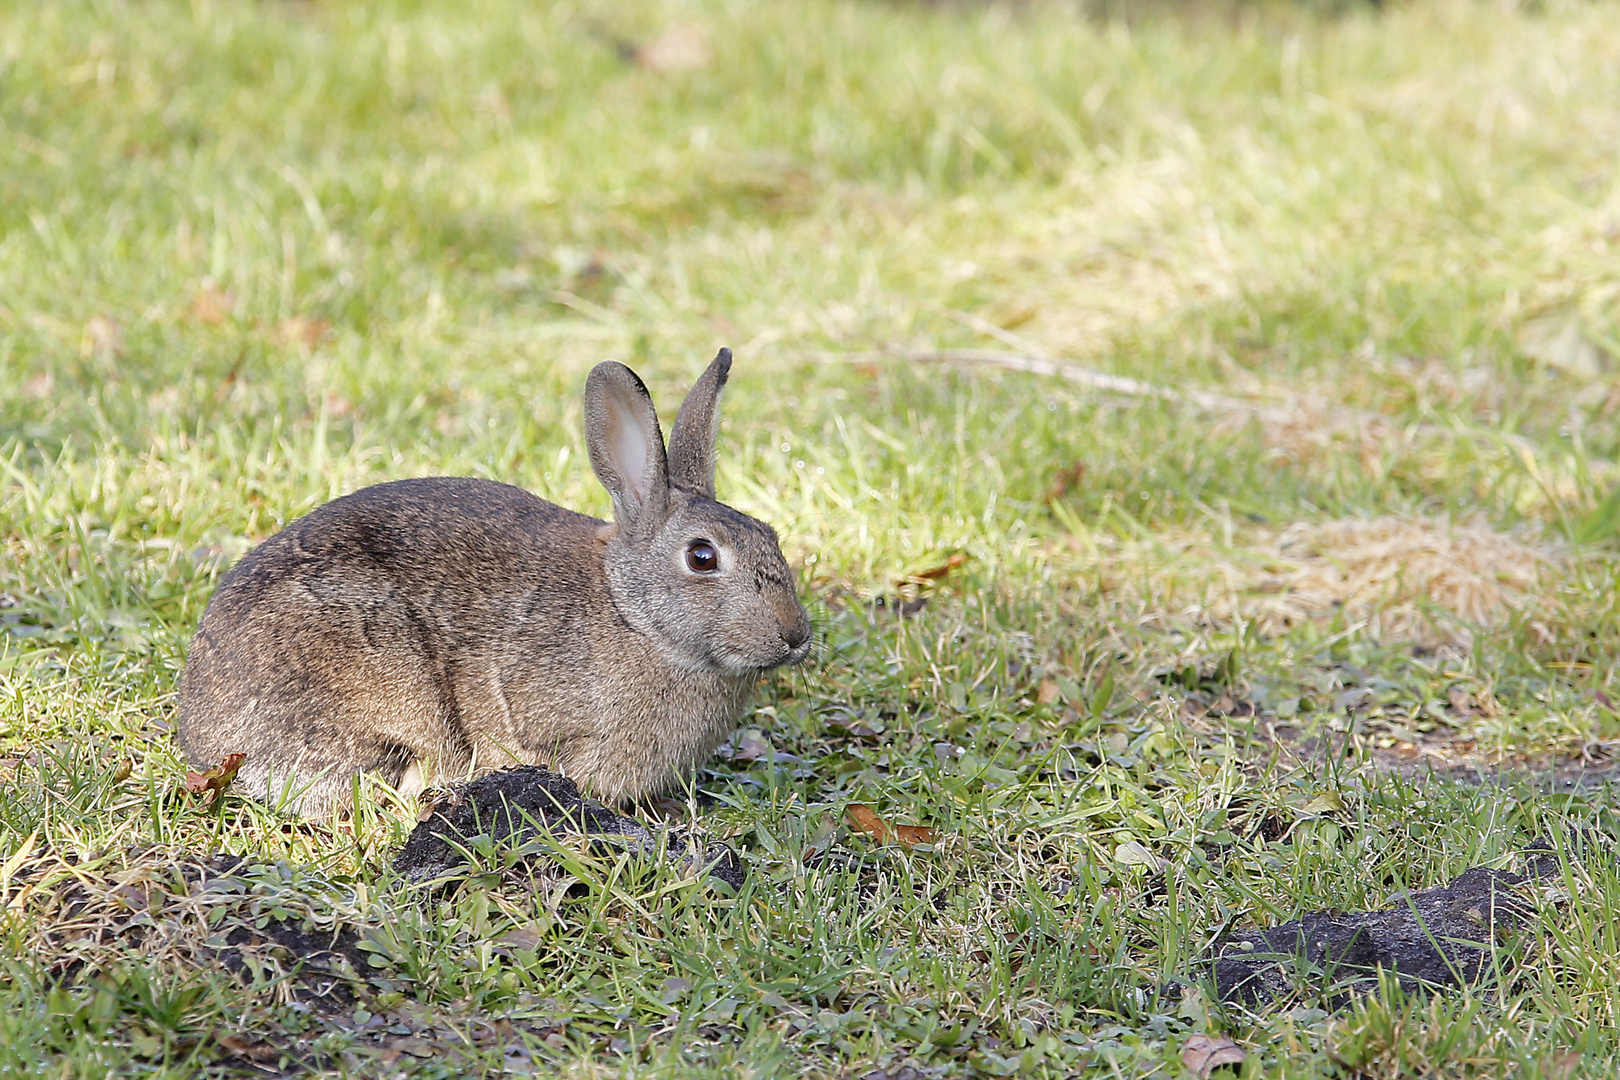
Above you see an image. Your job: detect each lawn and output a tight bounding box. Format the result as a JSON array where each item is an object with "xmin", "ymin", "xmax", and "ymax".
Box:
[{"xmin": 3, "ymin": 0, "xmax": 1620, "ymax": 1075}]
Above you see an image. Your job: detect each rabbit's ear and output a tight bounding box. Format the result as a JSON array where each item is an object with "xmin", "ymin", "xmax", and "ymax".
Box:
[
  {"xmin": 585, "ymin": 361, "xmax": 670, "ymax": 536},
  {"xmin": 666, "ymin": 348, "xmax": 731, "ymax": 499}
]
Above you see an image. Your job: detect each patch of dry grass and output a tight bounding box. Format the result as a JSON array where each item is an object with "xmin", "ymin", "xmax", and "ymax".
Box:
[{"xmin": 1234, "ymin": 515, "xmax": 1557, "ymax": 641}]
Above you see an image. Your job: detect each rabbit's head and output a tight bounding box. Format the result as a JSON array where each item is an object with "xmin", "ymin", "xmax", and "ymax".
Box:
[{"xmin": 586, "ymin": 349, "xmax": 812, "ymax": 677}]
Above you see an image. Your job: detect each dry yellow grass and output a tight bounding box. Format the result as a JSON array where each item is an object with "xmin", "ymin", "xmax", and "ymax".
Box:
[
  {"xmin": 1237, "ymin": 515, "xmax": 1557, "ymax": 641},
  {"xmin": 1079, "ymin": 514, "xmax": 1558, "ymax": 646}
]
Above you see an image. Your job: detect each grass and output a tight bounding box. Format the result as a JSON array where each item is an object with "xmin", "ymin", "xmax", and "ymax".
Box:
[{"xmin": 3, "ymin": 0, "xmax": 1620, "ymax": 1074}]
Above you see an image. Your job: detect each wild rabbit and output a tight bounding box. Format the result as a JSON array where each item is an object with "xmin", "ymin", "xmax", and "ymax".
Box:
[{"xmin": 178, "ymin": 349, "xmax": 811, "ymax": 817}]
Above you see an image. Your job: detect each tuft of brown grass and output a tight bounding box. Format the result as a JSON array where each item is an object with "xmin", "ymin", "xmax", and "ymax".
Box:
[
  {"xmin": 1084, "ymin": 515, "xmax": 1559, "ymax": 647},
  {"xmin": 1234, "ymin": 516, "xmax": 1557, "ymax": 643}
]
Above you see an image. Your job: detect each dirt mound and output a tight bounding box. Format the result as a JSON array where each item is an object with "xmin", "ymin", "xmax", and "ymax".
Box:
[
  {"xmin": 393, "ymin": 766, "xmax": 745, "ymax": 890},
  {"xmin": 9, "ymin": 849, "xmax": 382, "ymax": 1013},
  {"xmin": 1206, "ymin": 841, "xmax": 1591, "ymax": 1006}
]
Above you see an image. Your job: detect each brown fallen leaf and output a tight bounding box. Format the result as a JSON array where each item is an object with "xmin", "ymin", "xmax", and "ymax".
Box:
[
  {"xmin": 893, "ymin": 822, "xmax": 936, "ymax": 847},
  {"xmin": 182, "ymin": 753, "xmax": 246, "ymax": 803},
  {"xmin": 909, "ymin": 552, "xmax": 969, "ymax": 582},
  {"xmin": 218, "ymin": 1034, "xmax": 279, "ymax": 1063},
  {"xmin": 846, "ymin": 804, "xmax": 937, "ymax": 849},
  {"xmin": 1043, "ymin": 461, "xmax": 1085, "ymax": 503},
  {"xmin": 1182, "ymin": 1034, "xmax": 1246, "ymax": 1078}
]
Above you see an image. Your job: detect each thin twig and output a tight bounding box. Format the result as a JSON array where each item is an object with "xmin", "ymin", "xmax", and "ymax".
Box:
[
  {"xmin": 855, "ymin": 346, "xmax": 1279, "ymax": 417},
  {"xmin": 877, "ymin": 295, "xmax": 1299, "ymax": 420},
  {"xmin": 866, "ymin": 296, "xmax": 1566, "ymax": 464},
  {"xmin": 809, "ymin": 345, "xmax": 1556, "ymax": 464}
]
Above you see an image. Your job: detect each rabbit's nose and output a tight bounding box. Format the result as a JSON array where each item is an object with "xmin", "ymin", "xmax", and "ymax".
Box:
[{"xmin": 783, "ymin": 610, "xmax": 811, "ymax": 651}]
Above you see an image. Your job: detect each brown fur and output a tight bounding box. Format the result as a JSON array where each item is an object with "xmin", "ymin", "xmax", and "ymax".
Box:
[{"xmin": 177, "ymin": 351, "xmax": 810, "ymax": 816}]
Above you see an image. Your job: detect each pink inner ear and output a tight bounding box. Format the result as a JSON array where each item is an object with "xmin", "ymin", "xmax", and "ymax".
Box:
[{"xmin": 607, "ymin": 393, "xmax": 652, "ymax": 505}]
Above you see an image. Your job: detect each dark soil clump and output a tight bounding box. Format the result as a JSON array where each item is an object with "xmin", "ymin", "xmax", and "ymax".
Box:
[
  {"xmin": 391, "ymin": 766, "xmax": 745, "ymax": 890},
  {"xmin": 1209, "ymin": 845, "xmax": 1567, "ymax": 1005}
]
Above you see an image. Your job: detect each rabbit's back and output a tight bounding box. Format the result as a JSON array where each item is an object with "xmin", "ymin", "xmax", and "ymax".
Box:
[
  {"xmin": 178, "ymin": 477, "xmax": 629, "ymax": 813},
  {"xmin": 187, "ymin": 477, "xmax": 602, "ymax": 660}
]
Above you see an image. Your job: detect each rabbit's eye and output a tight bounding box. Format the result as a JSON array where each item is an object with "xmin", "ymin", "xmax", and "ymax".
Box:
[{"xmin": 685, "ymin": 542, "xmax": 719, "ymax": 573}]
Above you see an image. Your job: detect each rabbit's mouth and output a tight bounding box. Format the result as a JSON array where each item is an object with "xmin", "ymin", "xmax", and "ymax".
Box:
[
  {"xmin": 782, "ymin": 633, "xmax": 814, "ymax": 667},
  {"xmin": 716, "ymin": 650, "xmax": 804, "ymax": 677},
  {"xmin": 705, "ymin": 628, "xmax": 812, "ymax": 676}
]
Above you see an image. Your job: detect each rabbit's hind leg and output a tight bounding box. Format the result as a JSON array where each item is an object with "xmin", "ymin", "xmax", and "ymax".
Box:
[{"xmin": 383, "ymin": 733, "xmax": 478, "ymax": 796}]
